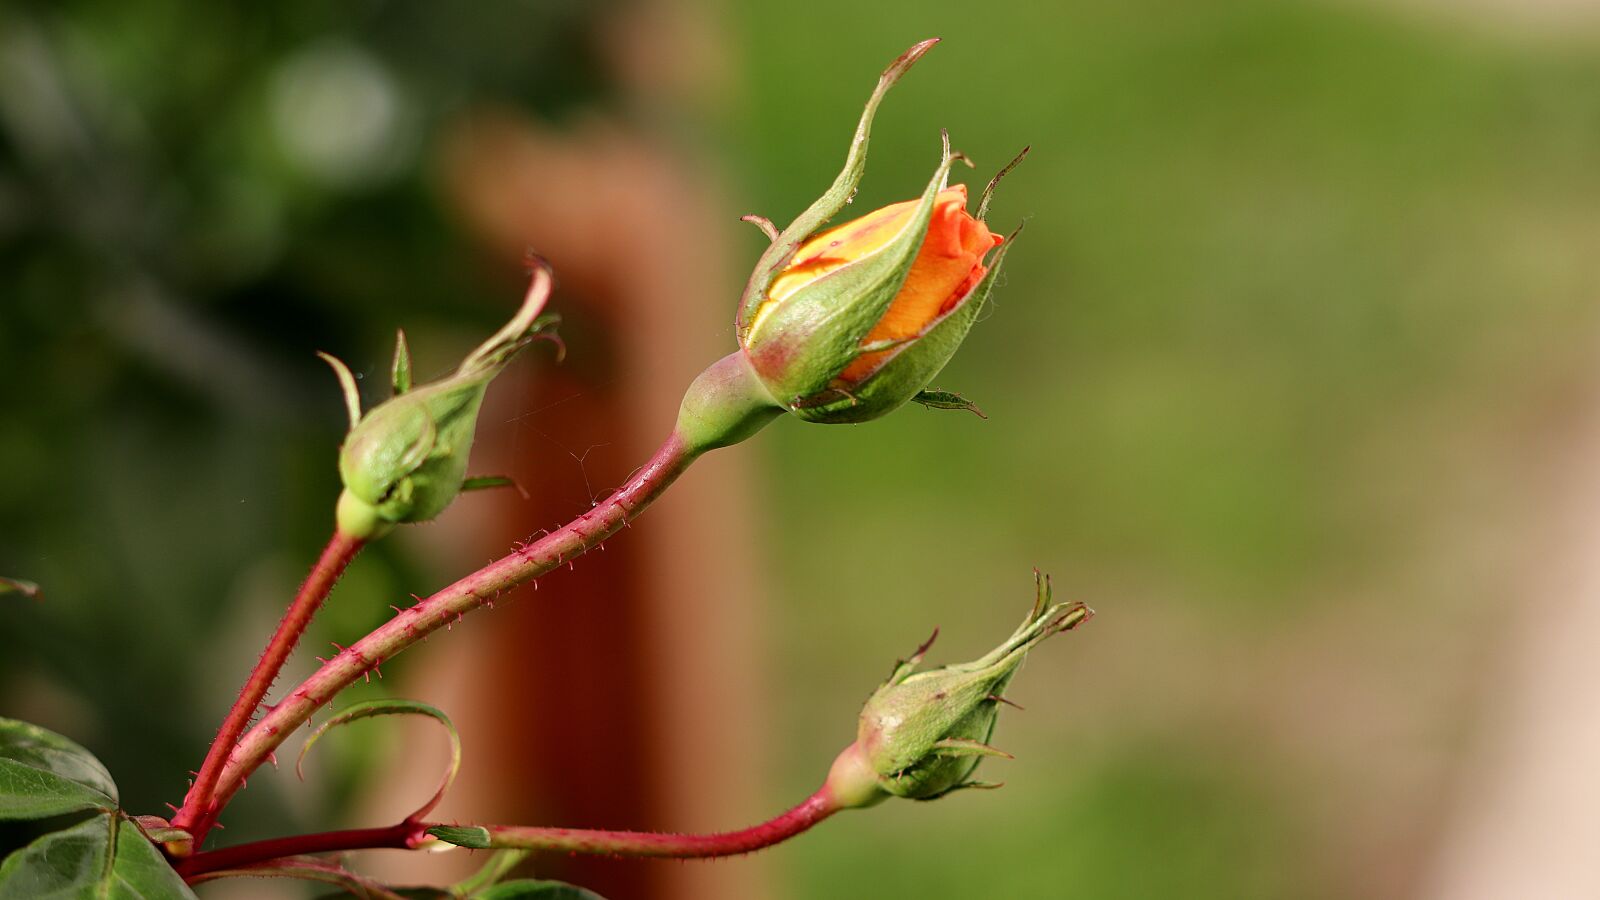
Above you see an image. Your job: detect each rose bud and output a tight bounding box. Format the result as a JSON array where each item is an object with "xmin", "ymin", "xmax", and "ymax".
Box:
[
  {"xmin": 741, "ymin": 174, "xmax": 1008, "ymax": 425},
  {"xmin": 720, "ymin": 38, "xmax": 1021, "ymax": 425},
  {"xmin": 323, "ymin": 262, "xmax": 560, "ymax": 540},
  {"xmin": 673, "ymin": 38, "xmax": 1024, "ymax": 448},
  {"xmin": 824, "ymin": 572, "xmax": 1093, "ymax": 806}
]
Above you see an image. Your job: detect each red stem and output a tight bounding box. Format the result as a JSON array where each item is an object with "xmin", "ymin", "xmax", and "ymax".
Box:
[
  {"xmin": 479, "ymin": 789, "xmax": 841, "ymax": 858},
  {"xmin": 173, "ymin": 531, "xmax": 365, "ymax": 843},
  {"xmin": 178, "ymin": 822, "xmax": 425, "ymax": 877},
  {"xmin": 178, "ymin": 789, "xmax": 840, "ymax": 878},
  {"xmin": 203, "ymin": 432, "xmax": 701, "ymax": 829}
]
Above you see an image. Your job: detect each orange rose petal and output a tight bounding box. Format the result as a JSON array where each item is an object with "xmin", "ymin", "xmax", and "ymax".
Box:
[{"xmin": 757, "ymin": 185, "xmax": 996, "ymax": 386}]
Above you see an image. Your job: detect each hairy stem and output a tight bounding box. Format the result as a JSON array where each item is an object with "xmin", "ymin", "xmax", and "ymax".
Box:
[
  {"xmin": 177, "ymin": 821, "xmax": 426, "ymax": 878},
  {"xmin": 205, "ymin": 430, "xmax": 703, "ymax": 826},
  {"xmin": 174, "ymin": 530, "xmax": 366, "ymax": 843},
  {"xmin": 178, "ymin": 789, "xmax": 841, "ymax": 878},
  {"xmin": 478, "ymin": 789, "xmax": 840, "ymax": 858}
]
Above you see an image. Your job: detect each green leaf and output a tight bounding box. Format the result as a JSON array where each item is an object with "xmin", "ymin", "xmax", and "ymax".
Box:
[
  {"xmin": 911, "ymin": 390, "xmax": 987, "ymax": 418},
  {"xmin": 299, "ymin": 699, "xmax": 462, "ymax": 821},
  {"xmin": 474, "ymin": 880, "xmax": 607, "ymax": 900},
  {"xmin": 0, "ymin": 813, "xmax": 196, "ymax": 899},
  {"xmin": 426, "ymin": 825, "xmax": 490, "ymax": 850},
  {"xmin": 0, "ymin": 717, "xmax": 117, "ymax": 821}
]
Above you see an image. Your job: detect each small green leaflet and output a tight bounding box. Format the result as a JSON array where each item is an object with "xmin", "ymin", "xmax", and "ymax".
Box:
[
  {"xmin": 911, "ymin": 389, "xmax": 986, "ymax": 418},
  {"xmin": 426, "ymin": 825, "xmax": 491, "ymax": 850}
]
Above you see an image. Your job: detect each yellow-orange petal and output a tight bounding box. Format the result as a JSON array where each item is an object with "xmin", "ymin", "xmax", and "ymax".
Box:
[
  {"xmin": 837, "ymin": 187, "xmax": 1000, "ymax": 383},
  {"xmin": 765, "ymin": 186, "xmax": 974, "ymax": 305}
]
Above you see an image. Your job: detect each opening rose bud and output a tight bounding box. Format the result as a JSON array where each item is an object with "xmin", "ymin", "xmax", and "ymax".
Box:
[
  {"xmin": 673, "ymin": 39, "xmax": 1023, "ymax": 448},
  {"xmin": 738, "ymin": 158, "xmax": 1015, "ymax": 425},
  {"xmin": 755, "ymin": 183, "xmax": 1001, "ymax": 382}
]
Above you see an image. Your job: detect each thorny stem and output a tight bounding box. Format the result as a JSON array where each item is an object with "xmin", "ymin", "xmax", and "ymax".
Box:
[
  {"xmin": 177, "ymin": 788, "xmax": 841, "ymax": 879},
  {"xmin": 477, "ymin": 788, "xmax": 840, "ymax": 858},
  {"xmin": 204, "ymin": 430, "xmax": 703, "ymax": 830},
  {"xmin": 174, "ymin": 530, "xmax": 366, "ymax": 845},
  {"xmin": 177, "ymin": 821, "xmax": 427, "ymax": 878}
]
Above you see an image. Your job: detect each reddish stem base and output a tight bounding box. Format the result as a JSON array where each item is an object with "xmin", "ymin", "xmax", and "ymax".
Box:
[
  {"xmin": 177, "ymin": 789, "xmax": 841, "ymax": 879},
  {"xmin": 173, "ymin": 530, "xmax": 365, "ymax": 845}
]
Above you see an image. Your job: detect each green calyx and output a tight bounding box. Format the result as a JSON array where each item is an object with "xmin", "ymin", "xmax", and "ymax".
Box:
[
  {"xmin": 854, "ymin": 572, "xmax": 1092, "ymax": 800},
  {"xmin": 328, "ymin": 265, "xmax": 560, "ymax": 540}
]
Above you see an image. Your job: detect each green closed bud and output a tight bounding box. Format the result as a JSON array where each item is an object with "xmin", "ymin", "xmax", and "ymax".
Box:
[
  {"xmin": 326, "ymin": 265, "xmax": 559, "ymax": 540},
  {"xmin": 833, "ymin": 572, "xmax": 1092, "ymax": 803}
]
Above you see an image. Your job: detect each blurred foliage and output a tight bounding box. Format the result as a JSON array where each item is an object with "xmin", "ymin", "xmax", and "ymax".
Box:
[
  {"xmin": 726, "ymin": 0, "xmax": 1600, "ymax": 897},
  {"xmin": 0, "ymin": 0, "xmax": 620, "ymax": 854}
]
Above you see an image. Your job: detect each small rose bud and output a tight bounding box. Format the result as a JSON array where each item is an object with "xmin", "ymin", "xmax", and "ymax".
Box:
[
  {"xmin": 327, "ymin": 263, "xmax": 559, "ymax": 540},
  {"xmin": 825, "ymin": 572, "xmax": 1092, "ymax": 805},
  {"xmin": 728, "ymin": 39, "xmax": 1023, "ymax": 425}
]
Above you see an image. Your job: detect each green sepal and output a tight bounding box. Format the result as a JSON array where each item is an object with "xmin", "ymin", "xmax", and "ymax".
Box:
[
  {"xmin": 883, "ymin": 628, "xmax": 939, "ymax": 687},
  {"xmin": 318, "ymin": 351, "xmax": 363, "ymax": 432},
  {"xmin": 912, "ymin": 779, "xmax": 1004, "ymax": 802},
  {"xmin": 792, "ymin": 223, "xmax": 1014, "ymax": 424},
  {"xmin": 911, "ymin": 389, "xmax": 986, "ymax": 418},
  {"xmin": 930, "ymin": 737, "xmax": 1013, "ymax": 760},
  {"xmin": 745, "ymin": 137, "xmax": 962, "ymax": 409},
  {"xmin": 461, "ymin": 475, "xmax": 518, "ymax": 493},
  {"xmin": 392, "ymin": 328, "xmax": 413, "ymax": 394},
  {"xmin": 735, "ymin": 38, "xmax": 939, "ymax": 342}
]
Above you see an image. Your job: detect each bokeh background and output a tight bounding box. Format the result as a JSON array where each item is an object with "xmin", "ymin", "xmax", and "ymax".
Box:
[{"xmin": 4, "ymin": 0, "xmax": 1600, "ymax": 897}]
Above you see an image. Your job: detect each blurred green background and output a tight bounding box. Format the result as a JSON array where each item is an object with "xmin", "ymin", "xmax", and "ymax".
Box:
[{"xmin": 4, "ymin": 0, "xmax": 1600, "ymax": 897}]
